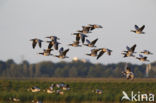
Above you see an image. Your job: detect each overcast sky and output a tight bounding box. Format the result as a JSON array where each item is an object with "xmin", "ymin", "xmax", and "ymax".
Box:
[{"xmin": 0, "ymin": 0, "xmax": 156, "ymax": 64}]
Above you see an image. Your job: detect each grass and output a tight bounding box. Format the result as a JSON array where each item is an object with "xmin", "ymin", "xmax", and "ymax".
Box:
[{"xmin": 0, "ymin": 78, "xmax": 156, "ymax": 103}]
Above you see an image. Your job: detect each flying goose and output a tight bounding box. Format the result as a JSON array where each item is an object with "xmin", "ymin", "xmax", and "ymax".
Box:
[
  {"xmin": 46, "ymin": 41, "xmax": 61, "ymax": 50},
  {"xmin": 88, "ymin": 24, "xmax": 103, "ymax": 30},
  {"xmin": 86, "ymin": 49, "xmax": 101, "ymax": 57},
  {"xmin": 38, "ymin": 49, "xmax": 53, "ymax": 56},
  {"xmin": 122, "ymin": 44, "xmax": 136, "ymax": 57},
  {"xmin": 136, "ymin": 54, "xmax": 149, "ymax": 62},
  {"xmin": 54, "ymin": 47, "xmax": 69, "ymax": 59},
  {"xmin": 77, "ymin": 26, "xmax": 92, "ymax": 34},
  {"xmin": 69, "ymin": 41, "xmax": 81, "ymax": 47},
  {"xmin": 72, "ymin": 33, "xmax": 88, "ymax": 44},
  {"xmin": 122, "ymin": 67, "xmax": 134, "ymax": 80},
  {"xmin": 84, "ymin": 38, "xmax": 98, "ymax": 47},
  {"xmin": 140, "ymin": 50, "xmax": 153, "ymax": 55},
  {"xmin": 45, "ymin": 36, "xmax": 60, "ymax": 42},
  {"xmin": 30, "ymin": 38, "xmax": 43, "ymax": 49},
  {"xmin": 131, "ymin": 25, "xmax": 145, "ymax": 34},
  {"xmin": 97, "ymin": 48, "xmax": 112, "ymax": 59}
]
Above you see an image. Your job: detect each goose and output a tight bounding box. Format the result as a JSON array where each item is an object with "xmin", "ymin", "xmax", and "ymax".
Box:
[
  {"xmin": 84, "ymin": 38, "xmax": 98, "ymax": 47},
  {"xmin": 56, "ymin": 90, "xmax": 64, "ymax": 95},
  {"xmin": 46, "ymin": 88, "xmax": 55, "ymax": 94},
  {"xmin": 88, "ymin": 24, "xmax": 103, "ymax": 30},
  {"xmin": 54, "ymin": 47, "xmax": 69, "ymax": 59},
  {"xmin": 30, "ymin": 38, "xmax": 43, "ymax": 49},
  {"xmin": 62, "ymin": 84, "xmax": 70, "ymax": 90},
  {"xmin": 72, "ymin": 33, "xmax": 88, "ymax": 44},
  {"xmin": 131, "ymin": 25, "xmax": 145, "ymax": 34},
  {"xmin": 122, "ymin": 44, "xmax": 136, "ymax": 57},
  {"xmin": 122, "ymin": 67, "xmax": 134, "ymax": 80},
  {"xmin": 69, "ymin": 41, "xmax": 81, "ymax": 47},
  {"xmin": 97, "ymin": 48, "xmax": 112, "ymax": 59},
  {"xmin": 121, "ymin": 52, "xmax": 135, "ymax": 58},
  {"xmin": 46, "ymin": 41, "xmax": 61, "ymax": 50},
  {"xmin": 95, "ymin": 89, "xmax": 103, "ymax": 94},
  {"xmin": 30, "ymin": 86, "xmax": 40, "ymax": 92},
  {"xmin": 140, "ymin": 50, "xmax": 153, "ymax": 55},
  {"xmin": 38, "ymin": 49, "xmax": 53, "ymax": 56},
  {"xmin": 136, "ymin": 54, "xmax": 149, "ymax": 62},
  {"xmin": 45, "ymin": 36, "xmax": 60, "ymax": 42},
  {"xmin": 9, "ymin": 98, "xmax": 20, "ymax": 102},
  {"xmin": 77, "ymin": 26, "xmax": 92, "ymax": 34},
  {"xmin": 86, "ymin": 49, "xmax": 101, "ymax": 57}
]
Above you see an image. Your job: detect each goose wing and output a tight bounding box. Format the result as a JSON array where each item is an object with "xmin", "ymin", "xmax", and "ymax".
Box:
[
  {"xmin": 139, "ymin": 54, "xmax": 144, "ymax": 58},
  {"xmin": 139, "ymin": 25, "xmax": 145, "ymax": 31},
  {"xmin": 54, "ymin": 43, "xmax": 59, "ymax": 50},
  {"xmin": 86, "ymin": 39, "xmax": 90, "ymax": 44},
  {"xmin": 130, "ymin": 44, "xmax": 136, "ymax": 52},
  {"xmin": 59, "ymin": 47, "xmax": 64, "ymax": 54},
  {"xmin": 91, "ymin": 38, "xmax": 98, "ymax": 45},
  {"xmin": 126, "ymin": 46, "xmax": 130, "ymax": 51},
  {"xmin": 80, "ymin": 34, "xmax": 87, "ymax": 44},
  {"xmin": 63, "ymin": 49, "xmax": 69, "ymax": 56},
  {"xmin": 48, "ymin": 42, "xmax": 53, "ymax": 49},
  {"xmin": 97, "ymin": 51, "xmax": 104, "ymax": 59},
  {"xmin": 135, "ymin": 25, "xmax": 139, "ymax": 30},
  {"xmin": 76, "ymin": 34, "xmax": 80, "ymax": 42},
  {"xmin": 32, "ymin": 41, "xmax": 37, "ymax": 49}
]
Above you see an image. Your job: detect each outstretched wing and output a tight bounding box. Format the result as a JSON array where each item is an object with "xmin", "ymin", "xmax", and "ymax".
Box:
[
  {"xmin": 54, "ymin": 43, "xmax": 59, "ymax": 50},
  {"xmin": 107, "ymin": 49, "xmax": 112, "ymax": 55},
  {"xmin": 91, "ymin": 38, "xmax": 98, "ymax": 45},
  {"xmin": 139, "ymin": 25, "xmax": 145, "ymax": 31},
  {"xmin": 126, "ymin": 46, "xmax": 130, "ymax": 51},
  {"xmin": 97, "ymin": 51, "xmax": 104, "ymax": 59},
  {"xmin": 130, "ymin": 44, "xmax": 136, "ymax": 52},
  {"xmin": 80, "ymin": 34, "xmax": 87, "ymax": 44},
  {"xmin": 135, "ymin": 25, "xmax": 139, "ymax": 30},
  {"xmin": 76, "ymin": 34, "xmax": 80, "ymax": 42},
  {"xmin": 63, "ymin": 49, "xmax": 69, "ymax": 56},
  {"xmin": 139, "ymin": 54, "xmax": 144, "ymax": 58},
  {"xmin": 32, "ymin": 41, "xmax": 37, "ymax": 49},
  {"xmin": 59, "ymin": 47, "xmax": 64, "ymax": 54},
  {"xmin": 48, "ymin": 42, "xmax": 53, "ymax": 49},
  {"xmin": 86, "ymin": 39, "xmax": 90, "ymax": 44}
]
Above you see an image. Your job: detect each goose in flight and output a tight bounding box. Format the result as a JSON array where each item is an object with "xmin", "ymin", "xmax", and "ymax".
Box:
[
  {"xmin": 122, "ymin": 44, "xmax": 136, "ymax": 57},
  {"xmin": 136, "ymin": 54, "xmax": 149, "ymax": 62},
  {"xmin": 122, "ymin": 67, "xmax": 134, "ymax": 80},
  {"xmin": 69, "ymin": 41, "xmax": 81, "ymax": 47},
  {"xmin": 54, "ymin": 47, "xmax": 69, "ymax": 59},
  {"xmin": 86, "ymin": 49, "xmax": 101, "ymax": 57},
  {"xmin": 30, "ymin": 38, "xmax": 43, "ymax": 49},
  {"xmin": 97, "ymin": 48, "xmax": 112, "ymax": 59},
  {"xmin": 131, "ymin": 25, "xmax": 145, "ymax": 34},
  {"xmin": 46, "ymin": 41, "xmax": 61, "ymax": 50},
  {"xmin": 140, "ymin": 50, "xmax": 153, "ymax": 55},
  {"xmin": 72, "ymin": 33, "xmax": 88, "ymax": 44},
  {"xmin": 38, "ymin": 49, "xmax": 53, "ymax": 56},
  {"xmin": 88, "ymin": 24, "xmax": 103, "ymax": 30},
  {"xmin": 77, "ymin": 26, "xmax": 92, "ymax": 34},
  {"xmin": 84, "ymin": 38, "xmax": 98, "ymax": 47},
  {"xmin": 45, "ymin": 36, "xmax": 60, "ymax": 42}
]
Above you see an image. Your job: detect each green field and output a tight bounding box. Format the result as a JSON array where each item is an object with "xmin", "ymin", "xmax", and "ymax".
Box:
[{"xmin": 0, "ymin": 78, "xmax": 156, "ymax": 103}]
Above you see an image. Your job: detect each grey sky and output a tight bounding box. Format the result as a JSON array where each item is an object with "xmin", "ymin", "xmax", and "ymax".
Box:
[{"xmin": 0, "ymin": 0, "xmax": 156, "ymax": 64}]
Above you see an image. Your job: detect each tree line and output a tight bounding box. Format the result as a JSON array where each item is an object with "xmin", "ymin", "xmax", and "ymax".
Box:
[{"xmin": 0, "ymin": 59, "xmax": 156, "ymax": 78}]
